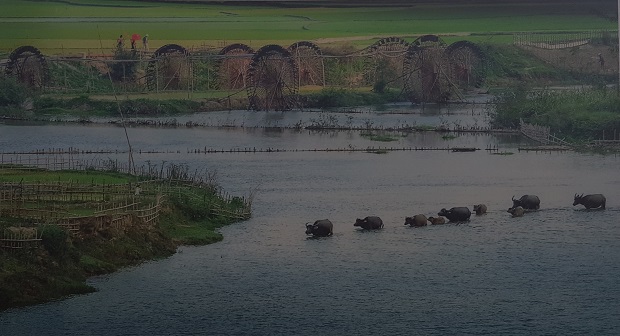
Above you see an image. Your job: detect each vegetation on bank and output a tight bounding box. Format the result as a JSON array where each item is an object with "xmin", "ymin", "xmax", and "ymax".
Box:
[
  {"xmin": 0, "ymin": 83, "xmax": 404, "ymax": 119},
  {"xmin": 0, "ymin": 166, "xmax": 251, "ymax": 311},
  {"xmin": 1, "ymin": 38, "xmax": 618, "ymax": 143},
  {"xmin": 490, "ymin": 85, "xmax": 620, "ymax": 143}
]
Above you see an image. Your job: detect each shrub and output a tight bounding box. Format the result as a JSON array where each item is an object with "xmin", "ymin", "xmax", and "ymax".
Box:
[
  {"xmin": 490, "ymin": 86, "xmax": 620, "ymax": 141},
  {"xmin": 110, "ymin": 48, "xmax": 139, "ymax": 81},
  {"xmin": 41, "ymin": 225, "xmax": 70, "ymax": 257},
  {"xmin": 0, "ymin": 77, "xmax": 30, "ymax": 107}
]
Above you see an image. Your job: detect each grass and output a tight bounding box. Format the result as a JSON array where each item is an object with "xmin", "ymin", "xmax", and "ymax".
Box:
[
  {"xmin": 0, "ymin": 165, "xmax": 251, "ymax": 310},
  {"xmin": 158, "ymin": 209, "xmax": 224, "ymax": 245},
  {"xmin": 360, "ymin": 132, "xmax": 402, "ymax": 142},
  {"xmin": 482, "ymin": 44, "xmax": 576, "ymax": 87},
  {"xmin": 0, "ymin": 0, "xmax": 615, "ymax": 53},
  {"xmin": 490, "ymin": 86, "xmax": 620, "ymax": 141}
]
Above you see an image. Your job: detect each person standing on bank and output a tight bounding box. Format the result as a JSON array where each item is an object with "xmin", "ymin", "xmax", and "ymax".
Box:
[
  {"xmin": 116, "ymin": 35, "xmax": 124, "ymax": 49},
  {"xmin": 142, "ymin": 34, "xmax": 149, "ymax": 51}
]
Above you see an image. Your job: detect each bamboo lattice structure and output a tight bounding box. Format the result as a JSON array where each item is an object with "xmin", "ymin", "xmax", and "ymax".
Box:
[{"xmin": 0, "ymin": 160, "xmax": 252, "ymax": 250}]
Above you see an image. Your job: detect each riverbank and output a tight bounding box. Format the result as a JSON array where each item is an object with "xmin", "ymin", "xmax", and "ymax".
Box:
[
  {"xmin": 0, "ymin": 164, "xmax": 252, "ymax": 311},
  {"xmin": 1, "ymin": 39, "xmax": 618, "ymax": 142},
  {"xmin": 0, "ymin": 86, "xmax": 405, "ymax": 120},
  {"xmin": 491, "ymin": 85, "xmax": 620, "ymax": 144}
]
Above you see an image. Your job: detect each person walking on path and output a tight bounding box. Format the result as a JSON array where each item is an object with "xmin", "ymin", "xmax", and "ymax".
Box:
[{"xmin": 142, "ymin": 34, "xmax": 149, "ymax": 51}]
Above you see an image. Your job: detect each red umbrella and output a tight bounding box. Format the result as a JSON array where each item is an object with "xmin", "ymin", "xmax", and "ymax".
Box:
[{"xmin": 131, "ymin": 33, "xmax": 141, "ymax": 41}]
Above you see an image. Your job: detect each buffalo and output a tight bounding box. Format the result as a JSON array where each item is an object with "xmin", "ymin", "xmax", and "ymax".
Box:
[
  {"xmin": 428, "ymin": 216, "xmax": 447, "ymax": 225},
  {"xmin": 512, "ymin": 195, "xmax": 540, "ymax": 210},
  {"xmin": 473, "ymin": 204, "xmax": 487, "ymax": 215},
  {"xmin": 573, "ymin": 193, "xmax": 606, "ymax": 209},
  {"xmin": 354, "ymin": 216, "xmax": 384, "ymax": 230},
  {"xmin": 507, "ymin": 206, "xmax": 524, "ymax": 217},
  {"xmin": 438, "ymin": 207, "xmax": 471, "ymax": 222},
  {"xmin": 305, "ymin": 219, "xmax": 333, "ymax": 237},
  {"xmin": 404, "ymin": 214, "xmax": 428, "ymax": 227}
]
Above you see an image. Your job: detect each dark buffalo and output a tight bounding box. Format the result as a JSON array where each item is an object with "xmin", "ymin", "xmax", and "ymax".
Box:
[
  {"xmin": 438, "ymin": 207, "xmax": 471, "ymax": 222},
  {"xmin": 428, "ymin": 216, "xmax": 446, "ymax": 225},
  {"xmin": 473, "ymin": 204, "xmax": 487, "ymax": 215},
  {"xmin": 305, "ymin": 219, "xmax": 333, "ymax": 237},
  {"xmin": 512, "ymin": 195, "xmax": 540, "ymax": 210},
  {"xmin": 354, "ymin": 216, "xmax": 384, "ymax": 230},
  {"xmin": 573, "ymin": 193, "xmax": 606, "ymax": 209},
  {"xmin": 507, "ymin": 206, "xmax": 524, "ymax": 217},
  {"xmin": 404, "ymin": 214, "xmax": 428, "ymax": 227}
]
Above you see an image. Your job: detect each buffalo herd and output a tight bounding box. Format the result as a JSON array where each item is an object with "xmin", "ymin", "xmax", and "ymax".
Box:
[{"xmin": 305, "ymin": 193, "xmax": 607, "ymax": 237}]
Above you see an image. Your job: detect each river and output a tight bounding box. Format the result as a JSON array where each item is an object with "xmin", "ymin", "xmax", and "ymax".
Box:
[{"xmin": 1, "ymin": 104, "xmax": 620, "ymax": 335}]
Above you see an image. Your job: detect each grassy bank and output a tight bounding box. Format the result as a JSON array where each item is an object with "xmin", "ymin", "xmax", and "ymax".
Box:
[
  {"xmin": 490, "ymin": 86, "xmax": 620, "ymax": 142},
  {"xmin": 0, "ymin": 84, "xmax": 406, "ymax": 119},
  {"xmin": 0, "ymin": 165, "xmax": 251, "ymax": 310}
]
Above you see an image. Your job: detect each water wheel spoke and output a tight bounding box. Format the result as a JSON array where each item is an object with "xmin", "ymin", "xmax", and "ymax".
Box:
[
  {"xmin": 288, "ymin": 41, "xmax": 323, "ymax": 86},
  {"xmin": 218, "ymin": 44, "xmax": 254, "ymax": 90},
  {"xmin": 145, "ymin": 44, "xmax": 189, "ymax": 91},
  {"xmin": 247, "ymin": 45, "xmax": 299, "ymax": 111}
]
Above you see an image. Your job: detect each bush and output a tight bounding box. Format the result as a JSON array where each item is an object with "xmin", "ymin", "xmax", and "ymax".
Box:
[
  {"xmin": 0, "ymin": 77, "xmax": 30, "ymax": 107},
  {"xmin": 110, "ymin": 48, "xmax": 139, "ymax": 81},
  {"xmin": 41, "ymin": 225, "xmax": 70, "ymax": 257},
  {"xmin": 491, "ymin": 86, "xmax": 620, "ymax": 141}
]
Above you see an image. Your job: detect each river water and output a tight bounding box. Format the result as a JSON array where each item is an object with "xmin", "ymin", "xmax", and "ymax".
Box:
[{"xmin": 1, "ymin": 104, "xmax": 620, "ymax": 335}]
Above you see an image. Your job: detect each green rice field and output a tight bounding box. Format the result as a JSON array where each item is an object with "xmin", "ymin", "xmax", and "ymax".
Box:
[{"xmin": 0, "ymin": 0, "xmax": 616, "ymax": 55}]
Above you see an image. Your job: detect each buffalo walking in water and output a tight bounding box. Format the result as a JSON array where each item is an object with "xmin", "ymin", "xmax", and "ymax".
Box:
[
  {"xmin": 428, "ymin": 216, "xmax": 447, "ymax": 225},
  {"xmin": 507, "ymin": 206, "xmax": 524, "ymax": 217},
  {"xmin": 512, "ymin": 195, "xmax": 540, "ymax": 210},
  {"xmin": 354, "ymin": 216, "xmax": 384, "ymax": 230},
  {"xmin": 573, "ymin": 193, "xmax": 606, "ymax": 209},
  {"xmin": 404, "ymin": 214, "xmax": 428, "ymax": 227},
  {"xmin": 473, "ymin": 204, "xmax": 487, "ymax": 215},
  {"xmin": 306, "ymin": 219, "xmax": 333, "ymax": 237},
  {"xmin": 438, "ymin": 207, "xmax": 471, "ymax": 222}
]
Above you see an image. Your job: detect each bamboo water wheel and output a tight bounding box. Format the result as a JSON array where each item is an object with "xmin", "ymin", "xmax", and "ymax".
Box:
[
  {"xmin": 288, "ymin": 41, "xmax": 324, "ymax": 87},
  {"xmin": 444, "ymin": 41, "xmax": 486, "ymax": 94},
  {"xmin": 217, "ymin": 43, "xmax": 254, "ymax": 90},
  {"xmin": 246, "ymin": 45, "xmax": 299, "ymax": 111},
  {"xmin": 5, "ymin": 45, "xmax": 49, "ymax": 89},
  {"xmin": 403, "ymin": 35, "xmax": 450, "ymax": 103},
  {"xmin": 366, "ymin": 37, "xmax": 409, "ymax": 89},
  {"xmin": 146, "ymin": 44, "xmax": 190, "ymax": 91}
]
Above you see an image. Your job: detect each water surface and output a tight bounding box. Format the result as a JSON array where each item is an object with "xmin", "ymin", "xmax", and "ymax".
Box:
[{"xmin": 1, "ymin": 109, "xmax": 619, "ymax": 335}]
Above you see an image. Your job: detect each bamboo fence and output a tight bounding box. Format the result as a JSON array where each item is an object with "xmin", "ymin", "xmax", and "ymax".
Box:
[
  {"xmin": 0, "ymin": 228, "xmax": 41, "ymax": 250},
  {"xmin": 513, "ymin": 30, "xmax": 617, "ymax": 49},
  {"xmin": 519, "ymin": 119, "xmax": 572, "ymax": 148},
  {"xmin": 0, "ymin": 160, "xmax": 252, "ymax": 249}
]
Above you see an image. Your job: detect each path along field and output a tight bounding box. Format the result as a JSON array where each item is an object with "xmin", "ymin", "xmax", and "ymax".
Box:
[{"xmin": 0, "ymin": 0, "xmax": 616, "ymax": 55}]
